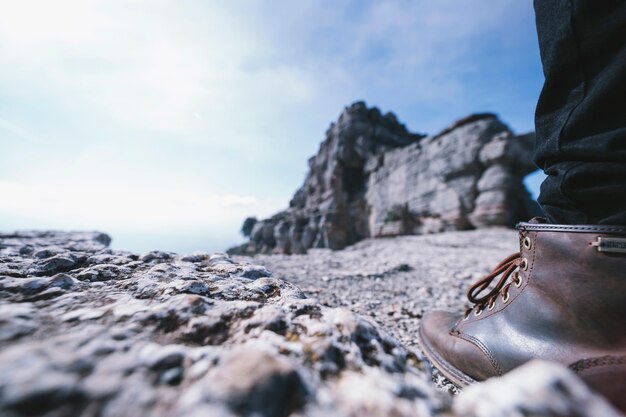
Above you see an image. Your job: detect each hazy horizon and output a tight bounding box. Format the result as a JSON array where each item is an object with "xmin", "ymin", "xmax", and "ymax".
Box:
[{"xmin": 0, "ymin": 0, "xmax": 545, "ymax": 254}]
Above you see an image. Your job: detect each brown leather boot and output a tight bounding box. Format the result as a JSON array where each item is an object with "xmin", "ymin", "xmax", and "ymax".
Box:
[{"xmin": 418, "ymin": 218, "xmax": 626, "ymax": 412}]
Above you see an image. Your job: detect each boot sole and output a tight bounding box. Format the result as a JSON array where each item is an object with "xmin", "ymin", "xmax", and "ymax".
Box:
[{"xmin": 416, "ymin": 323, "xmax": 477, "ymax": 387}]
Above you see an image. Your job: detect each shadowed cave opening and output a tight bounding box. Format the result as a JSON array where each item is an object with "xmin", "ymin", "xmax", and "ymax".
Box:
[{"xmin": 342, "ymin": 164, "xmax": 366, "ymax": 202}]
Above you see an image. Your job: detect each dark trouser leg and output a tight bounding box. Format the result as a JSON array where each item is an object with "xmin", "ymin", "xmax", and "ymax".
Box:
[{"xmin": 534, "ymin": 0, "xmax": 626, "ymax": 225}]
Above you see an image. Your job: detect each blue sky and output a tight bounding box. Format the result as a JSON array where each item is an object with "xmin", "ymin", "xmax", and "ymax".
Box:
[{"xmin": 0, "ymin": 0, "xmax": 545, "ymax": 253}]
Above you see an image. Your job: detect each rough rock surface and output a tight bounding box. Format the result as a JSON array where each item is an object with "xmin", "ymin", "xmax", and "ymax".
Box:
[
  {"xmin": 0, "ymin": 231, "xmax": 446, "ymax": 417},
  {"xmin": 2, "ymin": 230, "xmax": 622, "ymax": 417},
  {"xmin": 230, "ymin": 103, "xmax": 540, "ymax": 255},
  {"xmin": 455, "ymin": 360, "xmax": 624, "ymax": 417}
]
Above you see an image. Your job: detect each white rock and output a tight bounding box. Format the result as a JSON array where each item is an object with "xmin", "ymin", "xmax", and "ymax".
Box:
[{"xmin": 454, "ymin": 360, "xmax": 623, "ymax": 417}]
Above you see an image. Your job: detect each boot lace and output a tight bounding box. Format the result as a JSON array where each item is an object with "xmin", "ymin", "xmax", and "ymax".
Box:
[{"xmin": 464, "ymin": 253, "xmax": 524, "ymax": 319}]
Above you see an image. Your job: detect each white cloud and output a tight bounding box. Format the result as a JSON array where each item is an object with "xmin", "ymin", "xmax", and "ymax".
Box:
[
  {"xmin": 0, "ymin": 0, "xmax": 317, "ymax": 135},
  {"xmin": 0, "ymin": 0, "xmax": 539, "ymax": 251},
  {"xmin": 0, "ymin": 179, "xmax": 282, "ymax": 231},
  {"xmin": 0, "ymin": 0, "xmax": 530, "ymax": 137},
  {"xmin": 0, "ymin": 118, "xmax": 39, "ymax": 143}
]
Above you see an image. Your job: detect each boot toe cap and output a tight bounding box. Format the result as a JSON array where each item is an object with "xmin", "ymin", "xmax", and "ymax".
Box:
[{"xmin": 419, "ymin": 310, "xmax": 500, "ymax": 384}]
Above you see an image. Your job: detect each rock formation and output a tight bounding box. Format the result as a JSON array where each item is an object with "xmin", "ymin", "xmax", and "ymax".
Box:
[
  {"xmin": 230, "ymin": 102, "xmax": 540, "ymax": 255},
  {"xmin": 1, "ymin": 231, "xmax": 622, "ymax": 417}
]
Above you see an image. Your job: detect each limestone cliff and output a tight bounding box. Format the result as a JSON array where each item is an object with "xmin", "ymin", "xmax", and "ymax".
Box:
[{"xmin": 230, "ymin": 102, "xmax": 541, "ymax": 255}]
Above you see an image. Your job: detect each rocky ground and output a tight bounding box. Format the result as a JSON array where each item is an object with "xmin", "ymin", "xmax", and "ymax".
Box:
[
  {"xmin": 0, "ymin": 230, "xmax": 622, "ymax": 417},
  {"xmin": 235, "ymin": 228, "xmax": 518, "ymax": 357}
]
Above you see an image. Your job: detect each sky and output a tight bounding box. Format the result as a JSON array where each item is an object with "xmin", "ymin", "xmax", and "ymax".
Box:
[{"xmin": 0, "ymin": 0, "xmax": 546, "ymax": 254}]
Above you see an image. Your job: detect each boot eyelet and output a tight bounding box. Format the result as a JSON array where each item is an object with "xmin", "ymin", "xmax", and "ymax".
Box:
[
  {"xmin": 502, "ymin": 291, "xmax": 510, "ymax": 303},
  {"xmin": 474, "ymin": 308, "xmax": 482, "ymax": 317},
  {"xmin": 487, "ymin": 301, "xmax": 495, "ymax": 310},
  {"xmin": 522, "ymin": 236, "xmax": 532, "ymax": 250},
  {"xmin": 520, "ymin": 257, "xmax": 528, "ymax": 271},
  {"xmin": 514, "ymin": 274, "xmax": 523, "ymax": 288}
]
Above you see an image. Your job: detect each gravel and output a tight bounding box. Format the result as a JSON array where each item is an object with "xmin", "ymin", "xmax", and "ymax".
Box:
[{"xmin": 236, "ymin": 227, "xmax": 518, "ymax": 351}]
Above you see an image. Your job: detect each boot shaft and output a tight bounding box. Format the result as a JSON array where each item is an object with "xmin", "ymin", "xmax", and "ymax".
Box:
[{"xmin": 518, "ymin": 221, "xmax": 626, "ymax": 345}]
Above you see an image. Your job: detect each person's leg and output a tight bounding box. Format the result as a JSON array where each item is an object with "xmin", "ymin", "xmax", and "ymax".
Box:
[
  {"xmin": 534, "ymin": 0, "xmax": 626, "ymax": 225},
  {"xmin": 417, "ymin": 1, "xmax": 626, "ymax": 412}
]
